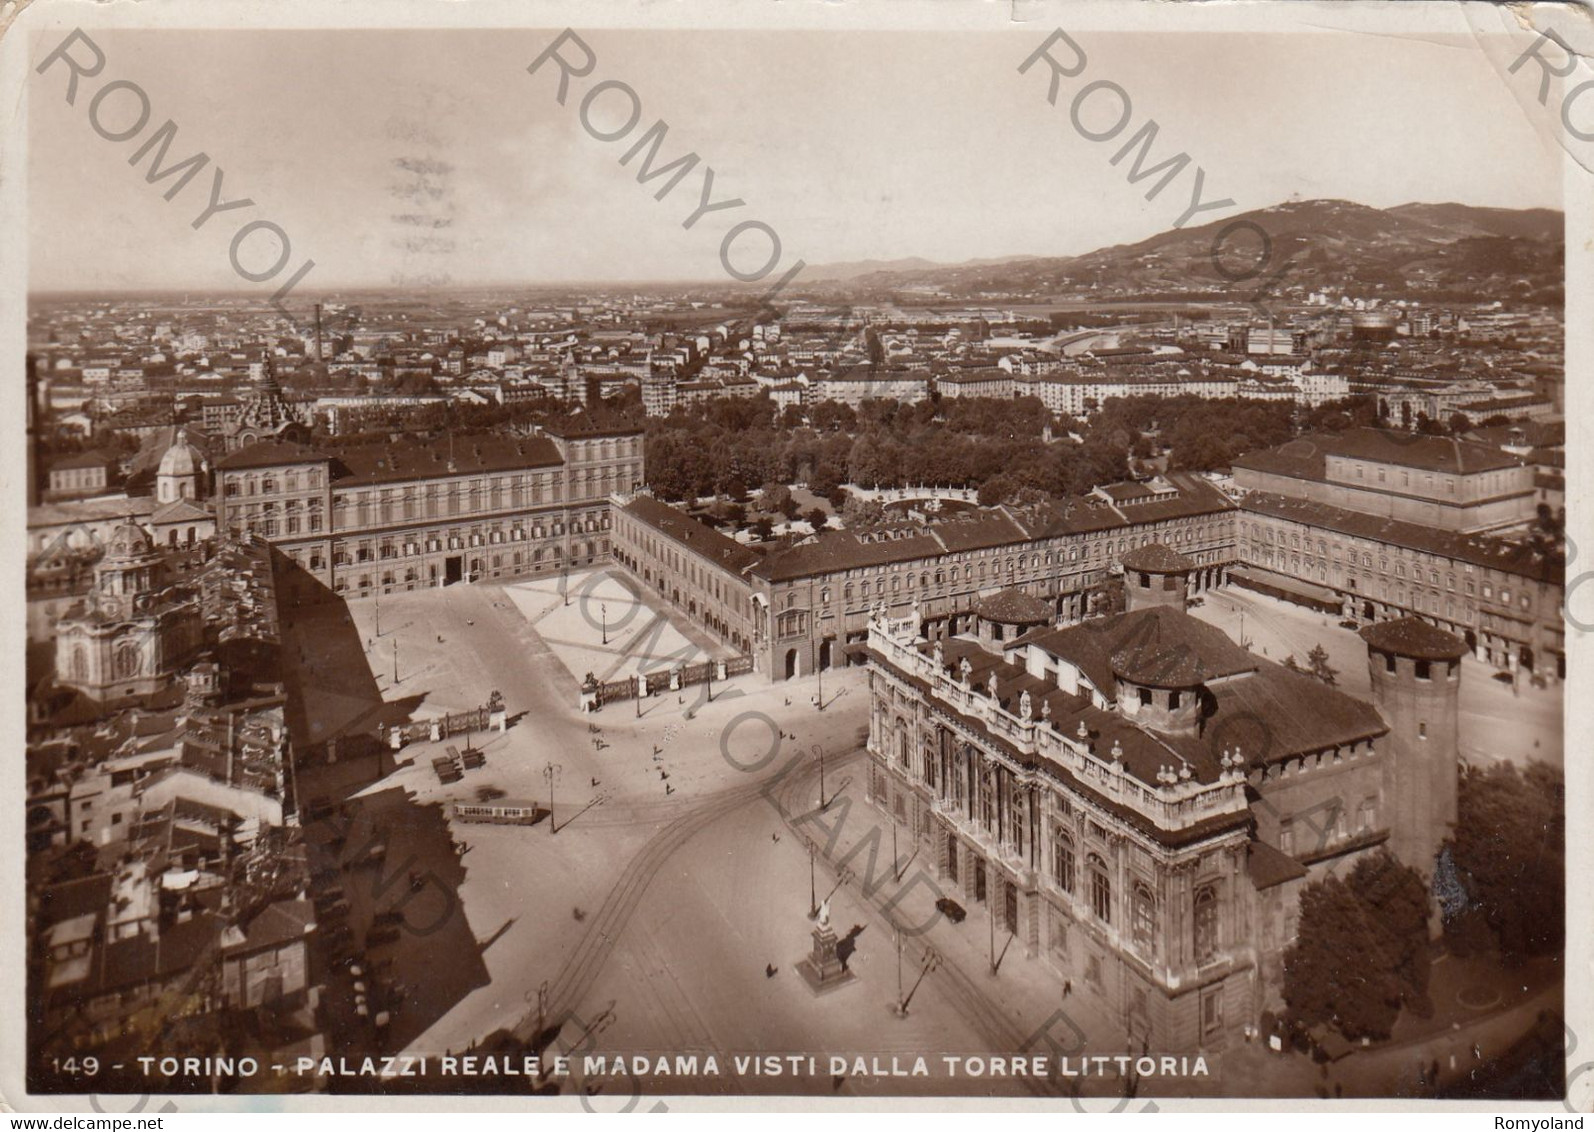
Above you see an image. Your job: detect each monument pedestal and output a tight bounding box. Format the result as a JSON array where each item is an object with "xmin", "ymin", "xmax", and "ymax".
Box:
[{"xmin": 797, "ymin": 920, "xmax": 856, "ymax": 995}]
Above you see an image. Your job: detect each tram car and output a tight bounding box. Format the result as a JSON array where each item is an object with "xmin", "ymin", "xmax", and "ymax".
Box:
[{"xmin": 452, "ymin": 798, "xmax": 541, "ymax": 825}]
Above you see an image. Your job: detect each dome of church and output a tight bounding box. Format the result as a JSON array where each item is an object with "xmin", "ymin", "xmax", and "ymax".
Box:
[
  {"xmin": 158, "ymin": 428, "xmax": 204, "ymax": 478},
  {"xmin": 104, "ymin": 519, "xmax": 155, "ymax": 561}
]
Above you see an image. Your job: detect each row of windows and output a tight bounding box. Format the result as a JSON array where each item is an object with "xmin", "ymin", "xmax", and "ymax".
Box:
[
  {"xmin": 221, "ymin": 469, "xmax": 324, "ymax": 496},
  {"xmin": 1344, "ymin": 461, "xmax": 1461, "ymax": 495},
  {"xmin": 318, "ymin": 541, "xmax": 609, "ymax": 589},
  {"xmin": 782, "ymin": 526, "xmax": 1223, "ymax": 611},
  {"xmin": 1247, "ymin": 519, "xmax": 1542, "ymax": 611}
]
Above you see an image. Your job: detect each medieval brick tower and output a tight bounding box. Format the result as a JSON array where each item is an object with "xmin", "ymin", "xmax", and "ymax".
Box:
[
  {"xmin": 1121, "ymin": 543, "xmax": 1194, "ymax": 613},
  {"xmin": 1360, "ymin": 617, "xmax": 1465, "ymax": 874}
]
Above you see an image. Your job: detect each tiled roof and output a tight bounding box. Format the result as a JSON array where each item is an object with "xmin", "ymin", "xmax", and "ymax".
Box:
[
  {"xmin": 976, "ymin": 587, "xmax": 1053, "ymax": 624},
  {"xmin": 621, "ymin": 495, "xmax": 763, "ymax": 573},
  {"xmin": 1234, "ymin": 428, "xmax": 1524, "ymax": 479},
  {"xmin": 1360, "ymin": 616, "xmax": 1468, "ymax": 660},
  {"xmin": 540, "ymin": 417, "xmax": 645, "ymax": 439},
  {"xmin": 216, "ymin": 441, "xmax": 327, "ymax": 471},
  {"xmin": 50, "ymin": 451, "xmax": 117, "ymax": 471},
  {"xmin": 224, "ymin": 899, "xmax": 314, "ymax": 954},
  {"xmin": 743, "ymin": 473, "xmax": 1230, "ymax": 582},
  {"xmin": 38, "ymin": 874, "xmax": 113, "ymax": 928},
  {"xmin": 1247, "ymin": 839, "xmax": 1309, "ymax": 890},
  {"xmin": 328, "ymin": 435, "xmax": 562, "ymax": 486},
  {"xmin": 1019, "ymin": 607, "xmax": 1257, "ymax": 693},
  {"xmin": 1120, "ymin": 543, "xmax": 1194, "ymax": 574}
]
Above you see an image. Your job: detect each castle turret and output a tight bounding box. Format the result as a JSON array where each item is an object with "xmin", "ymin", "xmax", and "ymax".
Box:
[
  {"xmin": 1360, "ymin": 617, "xmax": 1465, "ymax": 874},
  {"xmin": 1120, "ymin": 543, "xmax": 1193, "ymax": 613}
]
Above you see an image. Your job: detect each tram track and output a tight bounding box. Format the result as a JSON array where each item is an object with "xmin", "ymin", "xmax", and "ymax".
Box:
[{"xmin": 512, "ymin": 741, "xmax": 1060, "ymax": 1098}]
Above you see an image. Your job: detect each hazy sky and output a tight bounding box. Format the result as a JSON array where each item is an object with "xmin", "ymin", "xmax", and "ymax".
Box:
[{"xmin": 28, "ymin": 27, "xmax": 1564, "ymax": 291}]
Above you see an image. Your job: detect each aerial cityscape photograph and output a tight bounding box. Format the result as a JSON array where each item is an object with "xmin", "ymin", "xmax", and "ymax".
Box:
[{"xmin": 14, "ymin": 14, "xmax": 1574, "ymax": 1108}]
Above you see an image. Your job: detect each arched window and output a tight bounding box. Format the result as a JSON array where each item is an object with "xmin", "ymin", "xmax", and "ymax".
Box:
[
  {"xmin": 897, "ymin": 725, "xmax": 911, "ymax": 769},
  {"xmin": 1193, "ymin": 884, "xmax": 1219, "ymax": 961},
  {"xmin": 1088, "ymin": 853, "xmax": 1111, "ymax": 923},
  {"xmin": 1053, "ymin": 829, "xmax": 1075, "ymax": 893},
  {"xmin": 1132, "ymin": 882, "xmax": 1156, "ymax": 952},
  {"xmin": 114, "ymin": 642, "xmax": 141, "ymax": 679},
  {"xmin": 921, "ymin": 745, "xmax": 936, "ymax": 787}
]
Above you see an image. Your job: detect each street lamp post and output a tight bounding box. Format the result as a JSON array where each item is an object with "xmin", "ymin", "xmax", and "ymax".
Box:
[
  {"xmin": 392, "ymin": 639, "xmax": 399, "ymax": 684},
  {"xmin": 816, "ymin": 743, "xmax": 829, "ymax": 810},
  {"xmin": 820, "ymin": 866, "xmax": 854, "ymax": 910},
  {"xmin": 563, "ymin": 567, "xmax": 570, "ymax": 607},
  {"xmin": 525, "ymin": 980, "xmax": 549, "ymax": 1043},
  {"xmin": 989, "ymin": 892, "xmax": 998, "ymax": 976},
  {"xmin": 816, "ymin": 644, "xmax": 825, "ymax": 711},
  {"xmin": 897, "ymin": 945, "xmax": 941, "ymax": 1017},
  {"xmin": 601, "ymin": 603, "xmax": 608, "ymax": 646},
  {"xmin": 895, "ymin": 926, "xmax": 904, "ymax": 1012},
  {"xmin": 807, "ymin": 842, "xmax": 818, "ymax": 919},
  {"xmin": 374, "ymin": 588, "xmax": 381, "ymax": 638},
  {"xmin": 543, "ymin": 762, "xmax": 563, "ymax": 833}
]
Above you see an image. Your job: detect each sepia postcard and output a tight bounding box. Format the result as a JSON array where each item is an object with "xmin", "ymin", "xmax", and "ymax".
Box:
[{"xmin": 1, "ymin": 0, "xmax": 1589, "ymax": 1115}]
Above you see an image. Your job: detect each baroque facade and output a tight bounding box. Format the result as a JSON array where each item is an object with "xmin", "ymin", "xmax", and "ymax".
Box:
[
  {"xmin": 54, "ymin": 520, "xmax": 203, "ymax": 702},
  {"xmin": 859, "ymin": 551, "xmax": 1463, "ymax": 1052}
]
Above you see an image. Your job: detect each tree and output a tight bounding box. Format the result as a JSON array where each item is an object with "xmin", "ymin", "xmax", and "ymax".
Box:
[
  {"xmin": 756, "ymin": 483, "xmax": 792, "ymax": 516},
  {"xmin": 1282, "ymin": 654, "xmax": 1301, "ymax": 672},
  {"xmin": 840, "ymin": 495, "xmax": 888, "ymax": 534},
  {"xmin": 1283, "ymin": 874, "xmax": 1403, "ymax": 1040},
  {"xmin": 1306, "ymin": 644, "xmax": 1338, "ymax": 686},
  {"xmin": 751, "ymin": 517, "xmax": 774, "ymax": 541},
  {"xmin": 1350, "ymin": 851, "xmax": 1434, "ymax": 1017},
  {"xmin": 1444, "ymin": 762, "xmax": 1564, "ymax": 961},
  {"xmin": 804, "ymin": 507, "xmax": 829, "ymax": 530},
  {"xmin": 1528, "ymin": 503, "xmax": 1566, "ymax": 571},
  {"xmin": 978, "ymin": 475, "xmax": 1016, "ymax": 508}
]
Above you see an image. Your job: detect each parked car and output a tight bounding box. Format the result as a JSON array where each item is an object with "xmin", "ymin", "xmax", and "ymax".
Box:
[{"xmin": 935, "ymin": 897, "xmax": 967, "ymax": 924}]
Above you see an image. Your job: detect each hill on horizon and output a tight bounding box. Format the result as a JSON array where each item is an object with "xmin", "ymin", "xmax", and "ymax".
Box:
[{"xmin": 805, "ymin": 199, "xmax": 1563, "ymax": 303}]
